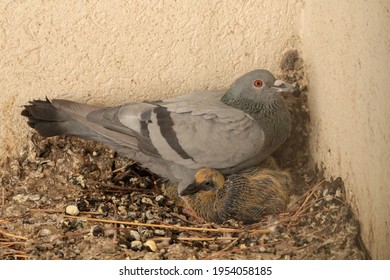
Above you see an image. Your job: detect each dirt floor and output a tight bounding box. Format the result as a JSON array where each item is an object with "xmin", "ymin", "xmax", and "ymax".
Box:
[{"xmin": 0, "ymin": 52, "xmax": 369, "ymax": 260}]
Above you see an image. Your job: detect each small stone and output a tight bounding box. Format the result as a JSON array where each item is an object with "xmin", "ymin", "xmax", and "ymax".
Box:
[
  {"xmin": 155, "ymin": 195, "xmax": 165, "ymax": 206},
  {"xmin": 28, "ymin": 194, "xmax": 41, "ymax": 201},
  {"xmin": 102, "ymin": 245, "xmax": 116, "ymax": 254},
  {"xmin": 117, "ymin": 206, "xmax": 127, "ymax": 216},
  {"xmin": 104, "ymin": 229, "xmax": 116, "ymax": 238},
  {"xmin": 141, "ymin": 197, "xmax": 154, "ymax": 205},
  {"xmin": 12, "ymin": 194, "xmax": 28, "ymax": 204},
  {"xmin": 128, "ymin": 211, "xmax": 138, "ymax": 219},
  {"xmin": 36, "ymin": 244, "xmax": 47, "ymax": 252},
  {"xmin": 144, "ymin": 240, "xmax": 157, "ymax": 252},
  {"xmin": 129, "ymin": 230, "xmax": 141, "ymax": 241},
  {"xmin": 259, "ymin": 246, "xmax": 266, "ymax": 253},
  {"xmin": 143, "ymin": 252, "xmax": 160, "ymax": 260},
  {"xmin": 324, "ymin": 195, "xmax": 334, "ymax": 202},
  {"xmin": 73, "ymin": 175, "xmax": 87, "ymax": 188},
  {"xmin": 65, "ymin": 205, "xmax": 80, "ymax": 216},
  {"xmin": 92, "ymin": 151, "xmax": 99, "ymax": 157},
  {"xmin": 12, "ymin": 194, "xmax": 40, "ymax": 203},
  {"xmin": 138, "ymin": 228, "xmax": 154, "ymax": 242},
  {"xmin": 131, "ymin": 240, "xmax": 143, "ymax": 251},
  {"xmin": 91, "ymin": 225, "xmax": 104, "ymax": 237},
  {"xmin": 154, "ymin": 229, "xmax": 165, "ymax": 236},
  {"xmin": 38, "ymin": 228, "xmax": 52, "ymax": 237},
  {"xmin": 145, "ymin": 210, "xmax": 157, "ymax": 220}
]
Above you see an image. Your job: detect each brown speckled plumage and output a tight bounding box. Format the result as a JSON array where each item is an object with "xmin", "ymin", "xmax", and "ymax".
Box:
[{"xmin": 180, "ymin": 167, "xmax": 292, "ymax": 224}]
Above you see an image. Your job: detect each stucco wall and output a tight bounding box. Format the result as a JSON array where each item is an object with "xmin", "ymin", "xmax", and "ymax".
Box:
[
  {"xmin": 300, "ymin": 0, "xmax": 390, "ymax": 259},
  {"xmin": 1, "ymin": 0, "xmax": 389, "ymax": 259},
  {"xmin": 0, "ymin": 0, "xmax": 299, "ymax": 154}
]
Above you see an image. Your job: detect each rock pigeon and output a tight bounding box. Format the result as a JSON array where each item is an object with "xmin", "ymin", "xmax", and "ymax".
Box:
[
  {"xmin": 180, "ymin": 167, "xmax": 292, "ymax": 224},
  {"xmin": 21, "ymin": 69, "xmax": 292, "ymax": 192}
]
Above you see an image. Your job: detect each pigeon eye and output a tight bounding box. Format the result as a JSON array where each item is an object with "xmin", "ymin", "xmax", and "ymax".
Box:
[
  {"xmin": 253, "ymin": 80, "xmax": 263, "ymax": 88},
  {"xmin": 203, "ymin": 180, "xmax": 211, "ymax": 186}
]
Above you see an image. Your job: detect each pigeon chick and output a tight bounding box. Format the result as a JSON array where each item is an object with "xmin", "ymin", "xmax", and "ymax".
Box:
[
  {"xmin": 21, "ymin": 69, "xmax": 292, "ymax": 193},
  {"xmin": 180, "ymin": 167, "xmax": 292, "ymax": 224}
]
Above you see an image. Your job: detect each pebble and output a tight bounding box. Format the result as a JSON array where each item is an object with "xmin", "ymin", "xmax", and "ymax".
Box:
[
  {"xmin": 259, "ymin": 246, "xmax": 266, "ymax": 253},
  {"xmin": 102, "ymin": 245, "xmax": 116, "ymax": 254},
  {"xmin": 129, "ymin": 230, "xmax": 141, "ymax": 241},
  {"xmin": 91, "ymin": 225, "xmax": 104, "ymax": 237},
  {"xmin": 144, "ymin": 240, "xmax": 157, "ymax": 252},
  {"xmin": 128, "ymin": 211, "xmax": 138, "ymax": 219},
  {"xmin": 38, "ymin": 228, "xmax": 52, "ymax": 237},
  {"xmin": 104, "ymin": 229, "xmax": 116, "ymax": 238},
  {"xmin": 117, "ymin": 206, "xmax": 128, "ymax": 216},
  {"xmin": 73, "ymin": 175, "xmax": 87, "ymax": 188},
  {"xmin": 155, "ymin": 195, "xmax": 165, "ymax": 206},
  {"xmin": 153, "ymin": 229, "xmax": 165, "ymax": 236},
  {"xmin": 12, "ymin": 194, "xmax": 28, "ymax": 204},
  {"xmin": 12, "ymin": 194, "xmax": 41, "ymax": 204},
  {"xmin": 65, "ymin": 205, "xmax": 80, "ymax": 216},
  {"xmin": 141, "ymin": 197, "xmax": 154, "ymax": 206},
  {"xmin": 143, "ymin": 252, "xmax": 160, "ymax": 260},
  {"xmin": 139, "ymin": 228, "xmax": 154, "ymax": 242},
  {"xmin": 131, "ymin": 240, "xmax": 143, "ymax": 251},
  {"xmin": 145, "ymin": 210, "xmax": 157, "ymax": 220},
  {"xmin": 324, "ymin": 195, "xmax": 334, "ymax": 202}
]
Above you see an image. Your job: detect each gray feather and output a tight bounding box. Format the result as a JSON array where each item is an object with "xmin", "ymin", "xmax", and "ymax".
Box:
[{"xmin": 21, "ymin": 69, "xmax": 292, "ymax": 192}]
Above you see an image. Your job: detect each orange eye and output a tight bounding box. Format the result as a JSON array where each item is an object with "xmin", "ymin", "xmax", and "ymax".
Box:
[{"xmin": 253, "ymin": 80, "xmax": 263, "ymax": 88}]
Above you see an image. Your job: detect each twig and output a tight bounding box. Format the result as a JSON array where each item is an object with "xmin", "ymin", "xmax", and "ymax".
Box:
[
  {"xmin": 221, "ymin": 232, "xmax": 246, "ymax": 252},
  {"xmin": 0, "ymin": 241, "xmax": 26, "ymax": 247},
  {"xmin": 153, "ymin": 236, "xmax": 237, "ymax": 242},
  {"xmin": 293, "ymin": 179, "xmax": 326, "ymax": 218},
  {"xmin": 63, "ymin": 215, "xmax": 272, "ymax": 234},
  {"xmin": 113, "ymin": 203, "xmax": 118, "ymax": 244},
  {"xmin": 0, "ymin": 229, "xmax": 28, "ymax": 241}
]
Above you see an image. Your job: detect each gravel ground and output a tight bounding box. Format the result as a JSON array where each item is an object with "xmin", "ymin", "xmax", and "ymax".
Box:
[{"xmin": 0, "ymin": 52, "xmax": 369, "ymax": 260}]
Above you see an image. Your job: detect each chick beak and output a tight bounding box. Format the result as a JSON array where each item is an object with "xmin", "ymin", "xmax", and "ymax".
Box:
[
  {"xmin": 180, "ymin": 182, "xmax": 215, "ymax": 196},
  {"xmin": 180, "ymin": 183, "xmax": 202, "ymax": 196},
  {"xmin": 272, "ymin": 80, "xmax": 293, "ymax": 92}
]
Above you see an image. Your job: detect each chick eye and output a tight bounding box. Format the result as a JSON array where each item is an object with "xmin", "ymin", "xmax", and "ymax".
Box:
[{"xmin": 253, "ymin": 79, "xmax": 263, "ymax": 88}]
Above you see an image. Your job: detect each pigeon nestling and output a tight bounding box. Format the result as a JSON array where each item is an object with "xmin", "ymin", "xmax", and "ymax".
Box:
[
  {"xmin": 21, "ymin": 69, "xmax": 292, "ymax": 192},
  {"xmin": 180, "ymin": 167, "xmax": 292, "ymax": 224}
]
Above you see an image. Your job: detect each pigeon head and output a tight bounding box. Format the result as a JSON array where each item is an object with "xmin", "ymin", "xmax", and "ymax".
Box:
[
  {"xmin": 180, "ymin": 167, "xmax": 224, "ymax": 196},
  {"xmin": 221, "ymin": 69, "xmax": 293, "ymax": 113}
]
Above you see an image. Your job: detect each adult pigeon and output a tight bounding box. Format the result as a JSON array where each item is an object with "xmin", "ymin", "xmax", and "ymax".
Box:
[
  {"xmin": 180, "ymin": 167, "xmax": 292, "ymax": 224},
  {"xmin": 21, "ymin": 69, "xmax": 292, "ymax": 192}
]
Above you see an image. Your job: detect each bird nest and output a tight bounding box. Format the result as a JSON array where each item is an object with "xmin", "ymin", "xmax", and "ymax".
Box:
[{"xmin": 0, "ymin": 134, "xmax": 367, "ymax": 260}]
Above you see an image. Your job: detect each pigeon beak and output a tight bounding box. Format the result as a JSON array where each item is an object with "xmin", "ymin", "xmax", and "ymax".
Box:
[
  {"xmin": 180, "ymin": 183, "xmax": 202, "ymax": 196},
  {"xmin": 272, "ymin": 80, "xmax": 294, "ymax": 92},
  {"xmin": 180, "ymin": 182, "xmax": 215, "ymax": 196}
]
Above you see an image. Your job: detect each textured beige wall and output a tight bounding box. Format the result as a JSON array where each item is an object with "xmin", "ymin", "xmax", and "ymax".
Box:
[
  {"xmin": 0, "ymin": 0, "xmax": 299, "ymax": 154},
  {"xmin": 301, "ymin": 0, "xmax": 390, "ymax": 259},
  {"xmin": 2, "ymin": 0, "xmax": 389, "ymax": 259}
]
